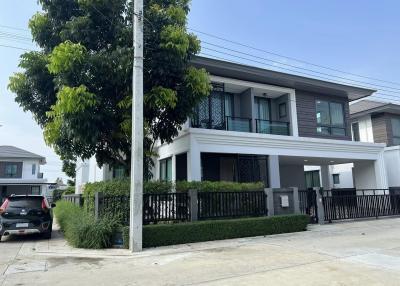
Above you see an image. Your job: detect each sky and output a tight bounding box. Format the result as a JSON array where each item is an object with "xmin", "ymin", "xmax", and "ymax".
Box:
[{"xmin": 1, "ymin": 0, "xmax": 400, "ymax": 182}]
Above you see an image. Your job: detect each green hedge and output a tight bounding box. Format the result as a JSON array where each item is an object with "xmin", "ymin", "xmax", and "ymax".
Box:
[
  {"xmin": 122, "ymin": 215, "xmax": 308, "ymax": 248},
  {"xmin": 84, "ymin": 179, "xmax": 264, "ymax": 197},
  {"xmin": 54, "ymin": 201, "xmax": 116, "ymax": 249},
  {"xmin": 175, "ymin": 181, "xmax": 264, "ymax": 192}
]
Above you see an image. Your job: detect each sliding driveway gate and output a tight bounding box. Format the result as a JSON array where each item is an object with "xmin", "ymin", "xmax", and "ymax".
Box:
[{"xmin": 322, "ymin": 189, "xmax": 400, "ymax": 222}]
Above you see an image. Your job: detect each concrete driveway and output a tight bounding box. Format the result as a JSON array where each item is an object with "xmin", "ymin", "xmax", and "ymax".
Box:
[{"xmin": 1, "ymin": 218, "xmax": 400, "ymax": 285}]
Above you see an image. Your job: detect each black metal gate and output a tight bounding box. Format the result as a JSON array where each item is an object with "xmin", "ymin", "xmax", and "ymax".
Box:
[
  {"xmin": 322, "ymin": 189, "xmax": 400, "ymax": 222},
  {"xmin": 299, "ymin": 189, "xmax": 318, "ymax": 223}
]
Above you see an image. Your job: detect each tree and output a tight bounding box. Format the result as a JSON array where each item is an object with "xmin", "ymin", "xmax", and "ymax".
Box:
[{"xmin": 9, "ymin": 0, "xmax": 210, "ymax": 179}]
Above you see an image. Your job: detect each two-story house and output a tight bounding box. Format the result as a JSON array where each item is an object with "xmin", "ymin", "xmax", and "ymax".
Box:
[
  {"xmin": 0, "ymin": 145, "xmax": 48, "ymax": 200},
  {"xmin": 154, "ymin": 57, "xmax": 388, "ymax": 190},
  {"xmin": 350, "ymin": 100, "xmax": 400, "ymax": 188}
]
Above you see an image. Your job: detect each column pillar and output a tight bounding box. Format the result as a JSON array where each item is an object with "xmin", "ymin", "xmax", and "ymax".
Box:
[
  {"xmin": 320, "ymin": 165, "xmax": 331, "ymax": 190},
  {"xmin": 313, "ymin": 187, "xmax": 326, "ymax": 224},
  {"xmin": 265, "ymin": 188, "xmax": 274, "ymax": 216},
  {"xmin": 374, "ymin": 151, "xmax": 388, "ymax": 189},
  {"xmin": 288, "ymin": 91, "xmax": 299, "ymax": 137},
  {"xmin": 268, "ymin": 155, "xmax": 281, "ymax": 188},
  {"xmin": 187, "ymin": 141, "xmax": 201, "ymax": 181},
  {"xmin": 171, "ymin": 155, "xmax": 176, "ymax": 182}
]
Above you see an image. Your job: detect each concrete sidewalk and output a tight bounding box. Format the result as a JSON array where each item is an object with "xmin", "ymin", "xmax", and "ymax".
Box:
[{"xmin": 1, "ymin": 218, "xmax": 400, "ymax": 285}]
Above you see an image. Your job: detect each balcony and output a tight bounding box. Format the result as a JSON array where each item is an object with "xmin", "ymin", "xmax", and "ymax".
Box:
[
  {"xmin": 255, "ymin": 119, "xmax": 290, "ymax": 136},
  {"xmin": 191, "ymin": 116, "xmax": 290, "ymax": 136},
  {"xmin": 226, "ymin": 116, "xmax": 252, "ymax": 132}
]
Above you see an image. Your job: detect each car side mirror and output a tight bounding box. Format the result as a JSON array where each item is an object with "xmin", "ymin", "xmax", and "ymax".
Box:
[{"xmin": 51, "ymin": 203, "xmax": 56, "ymax": 208}]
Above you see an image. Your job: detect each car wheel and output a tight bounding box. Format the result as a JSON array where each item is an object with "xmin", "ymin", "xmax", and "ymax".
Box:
[{"xmin": 0, "ymin": 235, "xmax": 2, "ymax": 242}]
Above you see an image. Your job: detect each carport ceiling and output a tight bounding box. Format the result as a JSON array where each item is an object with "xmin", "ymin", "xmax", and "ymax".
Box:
[{"xmin": 279, "ymin": 156, "xmax": 369, "ymax": 166}]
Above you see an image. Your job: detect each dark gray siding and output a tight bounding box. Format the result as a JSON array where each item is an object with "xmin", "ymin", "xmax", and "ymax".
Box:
[
  {"xmin": 372, "ymin": 113, "xmax": 400, "ymax": 146},
  {"xmin": 0, "ymin": 162, "xmax": 23, "ymax": 178},
  {"xmin": 296, "ymin": 90, "xmax": 351, "ymax": 140}
]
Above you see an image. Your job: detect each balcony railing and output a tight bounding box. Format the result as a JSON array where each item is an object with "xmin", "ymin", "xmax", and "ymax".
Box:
[
  {"xmin": 191, "ymin": 116, "xmax": 290, "ymax": 136},
  {"xmin": 255, "ymin": 119, "xmax": 290, "ymax": 136},
  {"xmin": 225, "ymin": 116, "xmax": 252, "ymax": 132}
]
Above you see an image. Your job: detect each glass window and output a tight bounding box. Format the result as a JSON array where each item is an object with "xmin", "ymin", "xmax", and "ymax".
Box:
[
  {"xmin": 316, "ymin": 100, "xmax": 330, "ymax": 125},
  {"xmin": 279, "ymin": 103, "xmax": 287, "ymax": 118},
  {"xmin": 32, "ymin": 164, "xmax": 36, "ymax": 175},
  {"xmin": 113, "ymin": 166, "xmax": 125, "ymax": 179},
  {"xmin": 316, "ymin": 100, "xmax": 345, "ymax": 136},
  {"xmin": 352, "ymin": 122, "xmax": 360, "ymax": 141},
  {"xmin": 255, "ymin": 97, "xmax": 270, "ymax": 120},
  {"xmin": 160, "ymin": 157, "xmax": 172, "ymax": 181},
  {"xmin": 391, "ymin": 117, "xmax": 400, "ymax": 145},
  {"xmin": 330, "ymin": 102, "xmax": 345, "ymax": 127},
  {"xmin": 305, "ymin": 170, "xmax": 321, "ymax": 189},
  {"xmin": 332, "ymin": 174, "xmax": 340, "ymax": 185},
  {"xmin": 5, "ymin": 163, "xmax": 18, "ymax": 178},
  {"xmin": 224, "ymin": 94, "xmax": 234, "ymax": 117}
]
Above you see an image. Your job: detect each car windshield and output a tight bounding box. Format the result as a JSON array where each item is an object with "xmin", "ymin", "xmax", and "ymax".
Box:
[{"xmin": 7, "ymin": 197, "xmax": 43, "ymax": 210}]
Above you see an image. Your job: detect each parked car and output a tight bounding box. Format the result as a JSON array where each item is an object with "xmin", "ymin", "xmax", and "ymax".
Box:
[{"xmin": 0, "ymin": 195, "xmax": 56, "ymax": 241}]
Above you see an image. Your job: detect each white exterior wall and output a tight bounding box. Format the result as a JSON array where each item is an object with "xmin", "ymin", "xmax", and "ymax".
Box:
[
  {"xmin": 329, "ymin": 164, "xmax": 354, "ymax": 188},
  {"xmin": 383, "ymin": 146, "xmax": 400, "ymax": 187},
  {"xmin": 155, "ymin": 128, "xmax": 387, "ymax": 191},
  {"xmin": 75, "ymin": 157, "xmax": 110, "ymax": 194}
]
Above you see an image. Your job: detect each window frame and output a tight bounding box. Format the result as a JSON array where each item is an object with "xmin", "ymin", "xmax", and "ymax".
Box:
[
  {"xmin": 352, "ymin": 122, "xmax": 360, "ymax": 141},
  {"xmin": 316, "ymin": 99, "xmax": 346, "ymax": 136},
  {"xmin": 4, "ymin": 163, "xmax": 18, "ymax": 178},
  {"xmin": 159, "ymin": 157, "xmax": 173, "ymax": 181},
  {"xmin": 278, "ymin": 102, "xmax": 287, "ymax": 118},
  {"xmin": 332, "ymin": 174, "xmax": 340, "ymax": 185},
  {"xmin": 391, "ymin": 117, "xmax": 400, "ymax": 145}
]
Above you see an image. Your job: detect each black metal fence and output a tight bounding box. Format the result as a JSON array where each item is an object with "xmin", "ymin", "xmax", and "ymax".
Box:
[
  {"xmin": 298, "ymin": 189, "xmax": 318, "ymax": 223},
  {"xmin": 323, "ymin": 189, "xmax": 400, "ymax": 222},
  {"xmin": 143, "ymin": 193, "xmax": 190, "ymax": 224},
  {"xmin": 198, "ymin": 191, "xmax": 267, "ymax": 220}
]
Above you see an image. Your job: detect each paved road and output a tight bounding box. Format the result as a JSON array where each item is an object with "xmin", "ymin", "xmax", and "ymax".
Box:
[{"xmin": 1, "ymin": 218, "xmax": 400, "ymax": 285}]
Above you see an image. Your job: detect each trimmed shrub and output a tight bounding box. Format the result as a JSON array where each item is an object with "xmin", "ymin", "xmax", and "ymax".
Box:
[
  {"xmin": 121, "ymin": 215, "xmax": 308, "ymax": 248},
  {"xmin": 84, "ymin": 179, "xmax": 263, "ymax": 197},
  {"xmin": 175, "ymin": 181, "xmax": 264, "ymax": 193},
  {"xmin": 54, "ymin": 201, "xmax": 116, "ymax": 249},
  {"xmin": 84, "ymin": 179, "xmax": 173, "ymax": 197}
]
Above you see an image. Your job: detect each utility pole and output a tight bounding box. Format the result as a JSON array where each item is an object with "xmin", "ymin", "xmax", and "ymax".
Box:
[{"xmin": 130, "ymin": 0, "xmax": 144, "ymax": 252}]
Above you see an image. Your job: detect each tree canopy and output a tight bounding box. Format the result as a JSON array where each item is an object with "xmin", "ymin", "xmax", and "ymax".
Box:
[{"xmin": 9, "ymin": 0, "xmax": 211, "ymax": 179}]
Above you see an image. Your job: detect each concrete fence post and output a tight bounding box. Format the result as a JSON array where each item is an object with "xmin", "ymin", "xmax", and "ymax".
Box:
[
  {"xmin": 292, "ymin": 187, "xmax": 301, "ymax": 214},
  {"xmin": 94, "ymin": 192, "xmax": 103, "ymax": 221},
  {"xmin": 313, "ymin": 187, "xmax": 325, "ymax": 224},
  {"xmin": 188, "ymin": 189, "xmax": 198, "ymax": 222},
  {"xmin": 264, "ymin": 188, "xmax": 274, "ymax": 216}
]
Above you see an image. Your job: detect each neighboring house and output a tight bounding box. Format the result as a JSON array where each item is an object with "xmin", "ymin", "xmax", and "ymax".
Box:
[
  {"xmin": 0, "ymin": 146, "xmax": 49, "ymax": 200},
  {"xmin": 349, "ymin": 99, "xmax": 400, "ymax": 188},
  {"xmin": 153, "ymin": 57, "xmax": 388, "ymax": 190},
  {"xmin": 75, "ymin": 157, "xmax": 126, "ymax": 194}
]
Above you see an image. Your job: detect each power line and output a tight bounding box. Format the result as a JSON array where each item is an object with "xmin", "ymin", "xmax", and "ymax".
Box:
[
  {"xmin": 200, "ymin": 51, "xmax": 400, "ymax": 103},
  {"xmin": 190, "ymin": 27, "xmax": 400, "ymax": 87},
  {"xmin": 0, "ymin": 44, "xmax": 34, "ymax": 51},
  {"xmin": 0, "ymin": 24, "xmax": 29, "ymax": 32},
  {"xmin": 202, "ymin": 41, "xmax": 400, "ymax": 93}
]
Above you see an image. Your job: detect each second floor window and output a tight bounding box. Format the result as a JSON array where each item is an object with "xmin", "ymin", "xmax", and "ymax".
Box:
[
  {"xmin": 5, "ymin": 163, "xmax": 18, "ymax": 178},
  {"xmin": 32, "ymin": 164, "xmax": 36, "ymax": 175},
  {"xmin": 255, "ymin": 97, "xmax": 271, "ymax": 120},
  {"xmin": 316, "ymin": 100, "xmax": 345, "ymax": 136},
  {"xmin": 391, "ymin": 117, "xmax": 400, "ymax": 145},
  {"xmin": 352, "ymin": 122, "xmax": 360, "ymax": 141}
]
